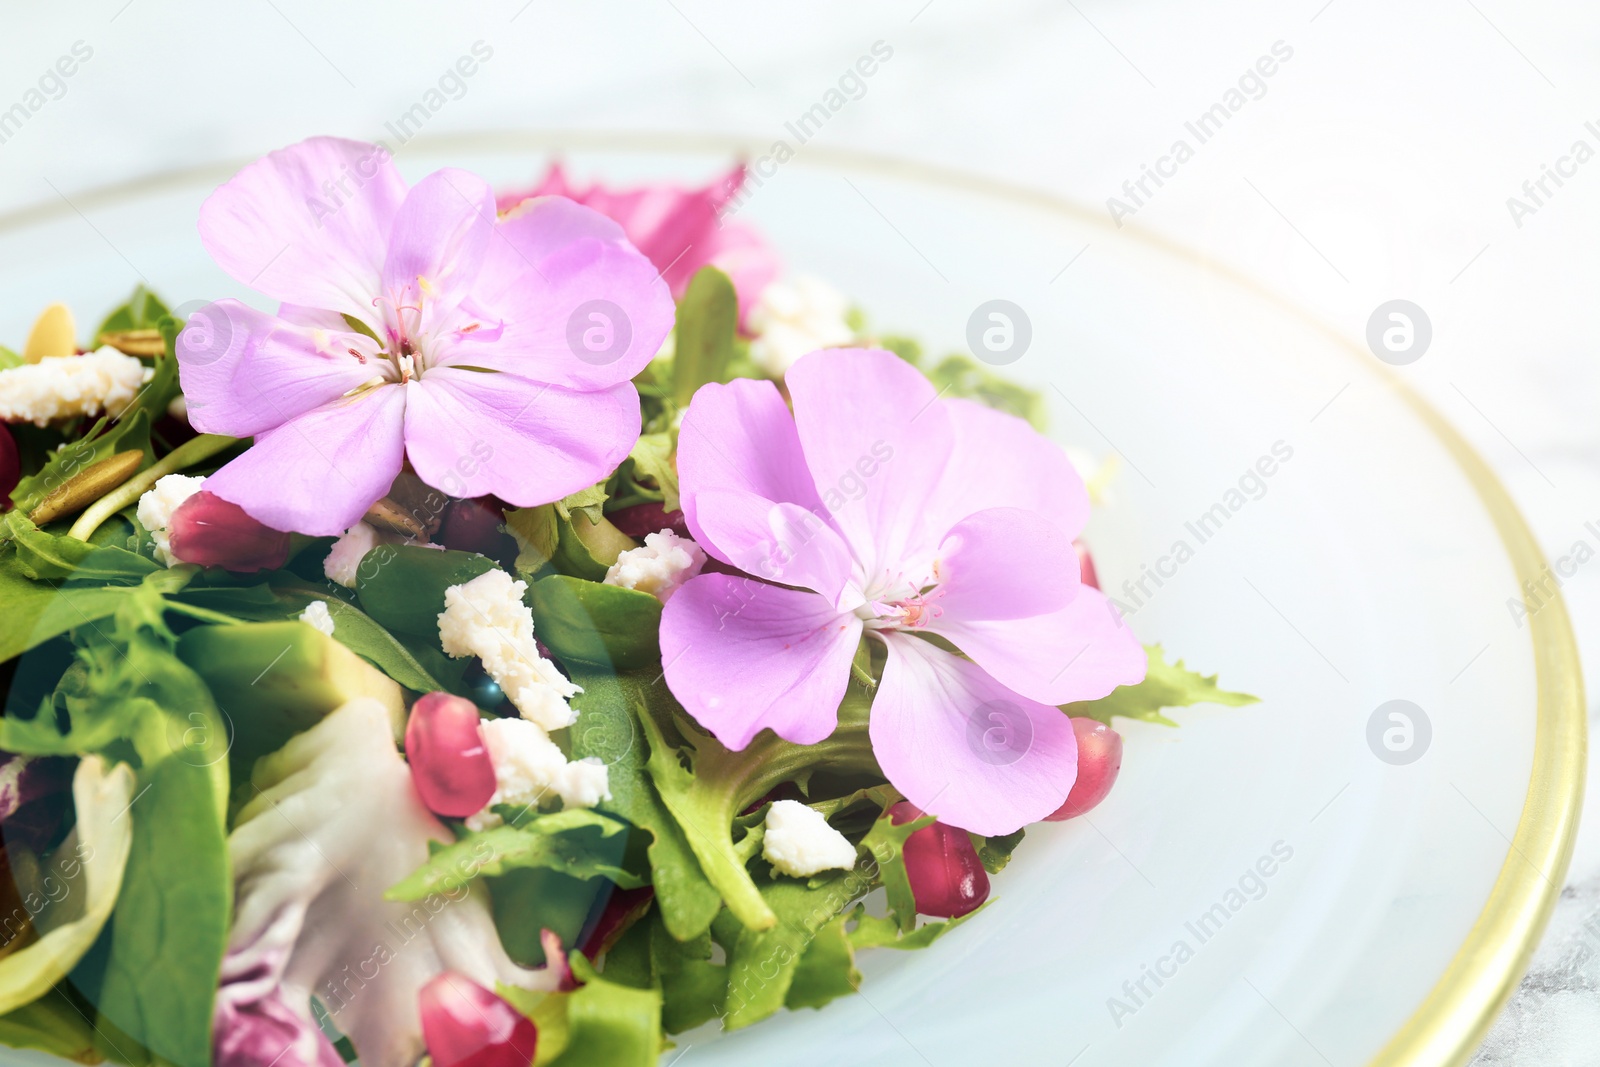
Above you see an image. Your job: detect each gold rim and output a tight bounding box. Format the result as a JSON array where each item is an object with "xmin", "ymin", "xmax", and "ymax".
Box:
[{"xmin": 1, "ymin": 131, "xmax": 1584, "ymax": 1065}]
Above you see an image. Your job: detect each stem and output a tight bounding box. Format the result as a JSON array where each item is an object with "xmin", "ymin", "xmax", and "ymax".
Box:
[{"xmin": 67, "ymin": 434, "xmax": 238, "ymax": 542}]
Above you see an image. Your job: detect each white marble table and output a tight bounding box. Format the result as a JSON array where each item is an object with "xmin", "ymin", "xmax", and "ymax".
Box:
[{"xmin": 2, "ymin": 2, "xmax": 1596, "ymax": 1061}]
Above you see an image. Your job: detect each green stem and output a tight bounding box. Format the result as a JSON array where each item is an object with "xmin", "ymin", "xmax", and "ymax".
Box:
[{"xmin": 67, "ymin": 434, "xmax": 238, "ymax": 542}]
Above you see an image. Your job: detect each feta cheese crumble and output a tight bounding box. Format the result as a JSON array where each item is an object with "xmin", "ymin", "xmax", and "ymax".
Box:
[
  {"xmin": 323, "ymin": 522, "xmax": 397, "ymax": 588},
  {"xmin": 604, "ymin": 529, "xmax": 705, "ymax": 603},
  {"xmin": 135, "ymin": 473, "xmax": 206, "ymax": 566},
  {"xmin": 298, "ymin": 600, "xmax": 336, "ymax": 636},
  {"xmin": 0, "ymin": 347, "xmax": 153, "ymax": 427},
  {"xmin": 438, "ymin": 569, "xmax": 582, "ymax": 731},
  {"xmin": 748, "ymin": 276, "xmax": 856, "ymax": 377},
  {"xmin": 464, "ymin": 717, "xmax": 611, "ymax": 831},
  {"xmin": 761, "ymin": 799, "xmax": 859, "ymax": 878}
]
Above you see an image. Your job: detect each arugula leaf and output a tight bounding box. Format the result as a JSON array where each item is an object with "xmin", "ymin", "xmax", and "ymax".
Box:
[
  {"xmin": 92, "ymin": 286, "xmax": 171, "ymax": 338},
  {"xmin": 625, "ymin": 433, "xmax": 680, "ymax": 513},
  {"xmin": 385, "ymin": 815, "xmax": 643, "ymax": 902},
  {"xmin": 504, "ymin": 505, "xmax": 559, "ymax": 577},
  {"xmin": 922, "ymin": 353, "xmax": 1047, "ymax": 431},
  {"xmin": 505, "ymin": 956, "xmax": 662, "ymax": 1067},
  {"xmin": 1064, "ymin": 644, "xmax": 1259, "ymax": 727},
  {"xmin": 565, "ymin": 670, "xmax": 722, "ymax": 942},
  {"xmin": 672, "ymin": 267, "xmax": 738, "ymax": 408},
  {"xmin": 859, "ymin": 809, "xmax": 935, "ymax": 933},
  {"xmin": 845, "ymin": 903, "xmax": 985, "ymax": 951},
  {"xmin": 784, "ymin": 914, "xmax": 859, "ymax": 1012},
  {"xmin": 529, "ymin": 575, "xmax": 662, "ymax": 669},
  {"xmin": 355, "ymin": 545, "xmax": 496, "ymax": 637},
  {"xmin": 2, "ymin": 512, "xmax": 157, "ymax": 584}
]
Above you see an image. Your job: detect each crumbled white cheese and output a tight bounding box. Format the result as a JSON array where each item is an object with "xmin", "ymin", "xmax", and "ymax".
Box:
[
  {"xmin": 748, "ymin": 276, "xmax": 856, "ymax": 377},
  {"xmin": 604, "ymin": 529, "xmax": 705, "ymax": 604},
  {"xmin": 298, "ymin": 600, "xmax": 336, "ymax": 636},
  {"xmin": 0, "ymin": 347, "xmax": 153, "ymax": 427},
  {"xmin": 324, "ymin": 522, "xmax": 396, "ymax": 588},
  {"xmin": 135, "ymin": 473, "xmax": 206, "ymax": 566},
  {"xmin": 438, "ymin": 569, "xmax": 582, "ymax": 731},
  {"xmin": 761, "ymin": 799, "xmax": 859, "ymax": 878},
  {"xmin": 465, "ymin": 717, "xmax": 611, "ymax": 831}
]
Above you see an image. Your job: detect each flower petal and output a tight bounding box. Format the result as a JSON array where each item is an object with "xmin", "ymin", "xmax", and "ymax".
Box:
[
  {"xmin": 204, "ymin": 385, "xmax": 407, "ymax": 537},
  {"xmin": 924, "ymin": 398, "xmax": 1091, "ymax": 541},
  {"xmin": 177, "ymin": 300, "xmax": 374, "ymax": 438},
  {"xmin": 453, "ymin": 222, "xmax": 673, "ymax": 390},
  {"xmin": 689, "ymin": 489, "xmax": 857, "ymax": 606},
  {"xmin": 198, "ymin": 137, "xmax": 405, "ymax": 315},
  {"xmin": 676, "ymin": 378, "xmax": 823, "ymax": 549},
  {"xmin": 871, "ymin": 634, "xmax": 1077, "ymax": 836},
  {"xmin": 784, "ymin": 348, "xmax": 955, "ymax": 577},
  {"xmin": 493, "ymin": 195, "xmax": 629, "ymax": 261},
  {"xmin": 929, "ymin": 507, "xmax": 1078, "ymax": 623},
  {"xmin": 381, "ymin": 168, "xmax": 496, "ymax": 327},
  {"xmin": 660, "ymin": 574, "xmax": 861, "ymax": 750},
  {"xmin": 403, "ymin": 367, "xmax": 639, "ymax": 507},
  {"xmin": 932, "ymin": 584, "xmax": 1147, "ymax": 706}
]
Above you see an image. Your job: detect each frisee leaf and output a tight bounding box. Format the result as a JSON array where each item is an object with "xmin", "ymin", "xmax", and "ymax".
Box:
[{"xmin": 1063, "ymin": 644, "xmax": 1259, "ymax": 727}]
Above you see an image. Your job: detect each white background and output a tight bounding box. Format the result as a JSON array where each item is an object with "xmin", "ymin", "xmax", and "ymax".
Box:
[{"xmin": 2, "ymin": 2, "xmax": 1597, "ymax": 1062}]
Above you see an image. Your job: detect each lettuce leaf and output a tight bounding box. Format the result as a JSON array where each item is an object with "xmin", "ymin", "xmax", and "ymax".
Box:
[
  {"xmin": 1063, "ymin": 644, "xmax": 1258, "ymax": 727},
  {"xmin": 385, "ymin": 813, "xmax": 644, "ymax": 902}
]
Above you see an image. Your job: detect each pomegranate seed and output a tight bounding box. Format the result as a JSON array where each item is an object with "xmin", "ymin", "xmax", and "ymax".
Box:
[
  {"xmin": 607, "ymin": 502, "xmax": 690, "ymax": 540},
  {"xmin": 1074, "ymin": 540, "xmax": 1099, "ymax": 590},
  {"xmin": 419, "ymin": 972, "xmax": 538, "ymax": 1067},
  {"xmin": 439, "ymin": 497, "xmax": 517, "ymax": 561},
  {"xmin": 1045, "ymin": 718, "xmax": 1123, "ymax": 821},
  {"xmin": 0, "ymin": 424, "xmax": 18, "ymax": 508},
  {"xmin": 166, "ymin": 490, "xmax": 291, "ymax": 572},
  {"xmin": 579, "ymin": 886, "xmax": 654, "ymax": 962},
  {"xmin": 888, "ymin": 802, "xmax": 990, "ymax": 918},
  {"xmin": 405, "ymin": 693, "xmax": 496, "ymax": 819}
]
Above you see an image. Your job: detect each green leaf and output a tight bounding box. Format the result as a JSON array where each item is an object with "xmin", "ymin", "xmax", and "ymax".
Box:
[
  {"xmin": 672, "ymin": 267, "xmax": 738, "ymax": 408},
  {"xmin": 0, "ymin": 558, "xmax": 127, "ymax": 663},
  {"xmin": 545, "ymin": 956, "xmax": 662, "ymax": 1067},
  {"xmin": 529, "ymin": 575, "xmax": 662, "ymax": 669},
  {"xmin": 859, "ymin": 808, "xmax": 934, "ymax": 933},
  {"xmin": 354, "ymin": 544, "xmax": 497, "ymax": 637},
  {"xmin": 555, "ymin": 485, "xmax": 609, "ymax": 524},
  {"xmin": 845, "ymin": 902, "xmax": 985, "ymax": 951},
  {"xmin": 565, "ymin": 671, "xmax": 722, "ymax": 942},
  {"xmin": 784, "ymin": 914, "xmax": 859, "ymax": 1011},
  {"xmin": 8, "ymin": 410, "xmax": 155, "ymax": 523},
  {"xmin": 0, "ymin": 985, "xmax": 108, "ymax": 1065},
  {"xmin": 1064, "ymin": 644, "xmax": 1259, "ymax": 728},
  {"xmin": 172, "ymin": 582, "xmax": 447, "ymax": 695},
  {"xmin": 505, "ymin": 505, "xmax": 559, "ymax": 576},
  {"xmin": 2, "ymin": 511, "xmax": 158, "ymax": 584},
  {"xmin": 973, "ymin": 828, "xmax": 1025, "ymax": 875},
  {"xmin": 922, "ymin": 353, "xmax": 1047, "ymax": 431},
  {"xmin": 92, "ymin": 285, "xmax": 171, "ymax": 337},
  {"xmin": 0, "ymin": 345, "xmax": 23, "ymax": 371},
  {"xmin": 385, "ymin": 817, "xmax": 642, "ymax": 902},
  {"xmin": 626, "ymin": 433, "xmax": 680, "ymax": 513}
]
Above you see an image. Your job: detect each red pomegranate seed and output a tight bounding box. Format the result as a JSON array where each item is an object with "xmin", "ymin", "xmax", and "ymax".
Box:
[
  {"xmin": 419, "ymin": 972, "xmax": 538, "ymax": 1067},
  {"xmin": 166, "ymin": 490, "xmax": 291, "ymax": 572},
  {"xmin": 0, "ymin": 424, "xmax": 18, "ymax": 508},
  {"xmin": 607, "ymin": 502, "xmax": 690, "ymax": 540},
  {"xmin": 1074, "ymin": 540, "xmax": 1099, "ymax": 590},
  {"xmin": 579, "ymin": 886, "xmax": 654, "ymax": 962},
  {"xmin": 1045, "ymin": 718, "xmax": 1123, "ymax": 821},
  {"xmin": 888, "ymin": 801, "xmax": 990, "ymax": 919},
  {"xmin": 405, "ymin": 693, "xmax": 497, "ymax": 819}
]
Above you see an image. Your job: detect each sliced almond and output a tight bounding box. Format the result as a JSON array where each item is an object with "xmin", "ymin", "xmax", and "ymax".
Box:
[
  {"xmin": 97, "ymin": 328, "xmax": 166, "ymax": 357},
  {"xmin": 29, "ymin": 450, "xmax": 146, "ymax": 526},
  {"xmin": 364, "ymin": 497, "xmax": 428, "ymax": 539},
  {"xmin": 22, "ymin": 303, "xmax": 77, "ymax": 364}
]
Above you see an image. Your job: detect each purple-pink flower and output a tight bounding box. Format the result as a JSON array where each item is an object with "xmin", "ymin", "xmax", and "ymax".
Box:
[
  {"xmin": 498, "ymin": 162, "xmax": 779, "ymax": 328},
  {"xmin": 179, "ymin": 137, "xmax": 673, "ymax": 536},
  {"xmin": 661, "ymin": 349, "xmax": 1146, "ymax": 835}
]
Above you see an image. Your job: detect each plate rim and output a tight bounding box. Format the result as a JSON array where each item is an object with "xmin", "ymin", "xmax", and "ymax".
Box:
[{"xmin": 1, "ymin": 130, "xmax": 1584, "ymax": 1067}]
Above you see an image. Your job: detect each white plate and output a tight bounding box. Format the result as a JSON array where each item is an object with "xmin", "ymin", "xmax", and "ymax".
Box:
[{"xmin": 0, "ymin": 135, "xmax": 1582, "ymax": 1067}]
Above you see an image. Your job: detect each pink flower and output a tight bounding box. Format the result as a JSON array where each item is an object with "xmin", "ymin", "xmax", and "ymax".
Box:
[
  {"xmin": 498, "ymin": 162, "xmax": 779, "ymax": 326},
  {"xmin": 179, "ymin": 137, "xmax": 674, "ymax": 536},
  {"xmin": 660, "ymin": 349, "xmax": 1146, "ymax": 835}
]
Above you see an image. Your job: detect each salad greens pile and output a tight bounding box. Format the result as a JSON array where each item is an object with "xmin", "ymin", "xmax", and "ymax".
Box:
[{"xmin": 0, "ymin": 277, "xmax": 1252, "ymax": 1067}]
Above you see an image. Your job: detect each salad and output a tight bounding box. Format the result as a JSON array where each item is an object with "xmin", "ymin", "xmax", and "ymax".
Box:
[{"xmin": 0, "ymin": 138, "xmax": 1253, "ymax": 1067}]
